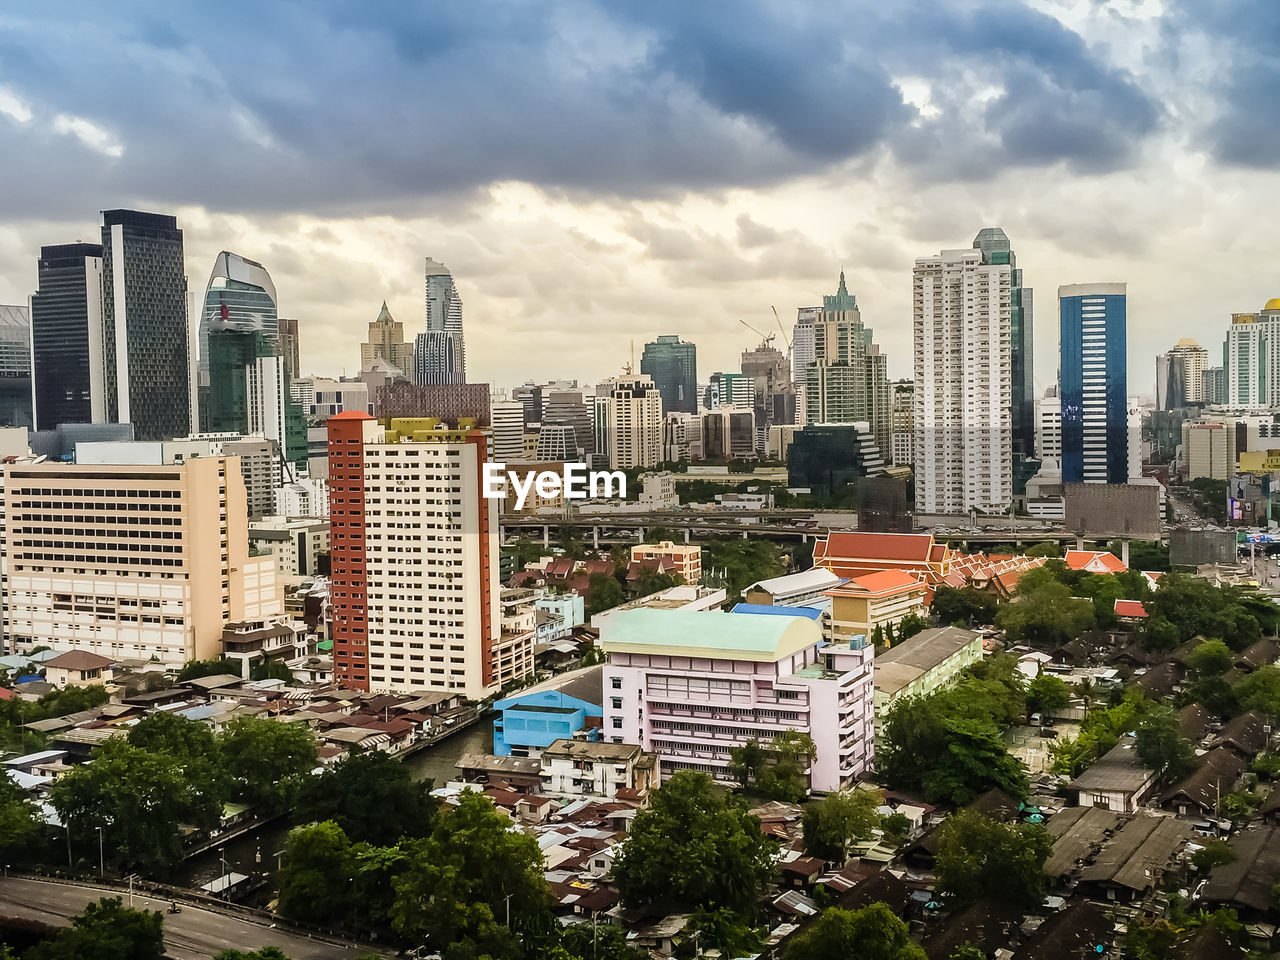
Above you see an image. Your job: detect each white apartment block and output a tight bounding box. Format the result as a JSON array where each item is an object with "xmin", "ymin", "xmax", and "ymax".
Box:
[
  {"xmin": 913, "ymin": 247, "xmax": 1013, "ymax": 513},
  {"xmin": 249, "ymin": 517, "xmax": 330, "ymax": 580},
  {"xmin": 1036, "ymin": 393, "xmax": 1062, "ymax": 461},
  {"xmin": 491, "ymin": 400, "xmax": 526, "ymax": 462},
  {"xmin": 328, "ymin": 415, "xmax": 531, "ymax": 700},
  {"xmin": 1, "ymin": 457, "xmax": 281, "ymax": 665},
  {"xmin": 607, "ymin": 375, "xmax": 663, "ymax": 470}
]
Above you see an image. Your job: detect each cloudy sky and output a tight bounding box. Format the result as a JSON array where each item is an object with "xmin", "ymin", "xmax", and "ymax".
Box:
[{"xmin": 0, "ymin": 0, "xmax": 1274, "ymax": 397}]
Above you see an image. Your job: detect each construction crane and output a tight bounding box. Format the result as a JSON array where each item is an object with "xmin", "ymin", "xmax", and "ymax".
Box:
[
  {"xmin": 771, "ymin": 305, "xmax": 793, "ymax": 352},
  {"xmin": 736, "ymin": 316, "xmax": 775, "ymax": 349}
]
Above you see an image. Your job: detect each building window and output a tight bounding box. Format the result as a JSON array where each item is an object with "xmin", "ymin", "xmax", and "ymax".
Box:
[
  {"xmin": 610, "ymin": 676, "xmax": 622, "ymax": 690},
  {"xmin": 610, "ymin": 697, "xmax": 622, "ymax": 709},
  {"xmin": 611, "ymin": 717, "xmax": 622, "ymax": 729}
]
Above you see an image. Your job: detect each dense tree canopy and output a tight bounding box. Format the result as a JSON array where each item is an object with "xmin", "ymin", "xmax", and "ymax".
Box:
[
  {"xmin": 614, "ymin": 771, "xmax": 776, "ymax": 915},
  {"xmin": 217, "ymin": 716, "xmax": 317, "ymax": 814},
  {"xmin": 389, "ymin": 791, "xmax": 551, "ymax": 958},
  {"xmin": 802, "ymin": 789, "xmax": 882, "ymax": 861},
  {"xmin": 49, "ymin": 738, "xmax": 219, "ymax": 873},
  {"xmin": 294, "ymin": 750, "xmax": 438, "ymax": 845},
  {"xmin": 783, "ymin": 903, "xmax": 925, "ymax": 960},
  {"xmin": 934, "ymin": 811, "xmax": 1052, "ymax": 911},
  {"xmin": 995, "ymin": 577, "xmax": 1096, "ymax": 648},
  {"xmin": 878, "ymin": 662, "xmax": 1029, "ymax": 804},
  {"xmin": 728, "ymin": 732, "xmax": 816, "ymax": 802},
  {"xmin": 1135, "ymin": 706, "xmax": 1196, "ymax": 782},
  {"xmin": 26, "ymin": 897, "xmax": 164, "ymax": 960},
  {"xmin": 931, "ymin": 586, "xmax": 999, "ymax": 628},
  {"xmin": 277, "ymin": 820, "xmax": 356, "ymax": 925},
  {"xmin": 176, "ymin": 658, "xmax": 238, "ymax": 682},
  {"xmin": 0, "ymin": 766, "xmax": 41, "ymax": 859}
]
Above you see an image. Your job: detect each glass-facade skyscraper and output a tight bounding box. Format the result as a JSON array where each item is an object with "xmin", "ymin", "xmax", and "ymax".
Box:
[
  {"xmin": 641, "ymin": 335, "xmax": 697, "ymax": 415},
  {"xmin": 30, "ymin": 242, "xmax": 105, "ymax": 431},
  {"xmin": 200, "ymin": 252, "xmax": 305, "ymax": 465},
  {"xmin": 418, "ymin": 257, "xmax": 465, "ymax": 384},
  {"xmin": 1059, "ymin": 283, "xmax": 1128, "ymax": 484},
  {"xmin": 100, "ymin": 210, "xmax": 190, "ymax": 442}
]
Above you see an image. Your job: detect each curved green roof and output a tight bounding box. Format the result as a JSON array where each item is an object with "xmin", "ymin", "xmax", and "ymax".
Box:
[{"xmin": 600, "ymin": 608, "xmax": 820, "ymax": 662}]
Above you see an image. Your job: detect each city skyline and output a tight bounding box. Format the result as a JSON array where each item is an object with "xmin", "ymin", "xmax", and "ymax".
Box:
[{"xmin": 0, "ymin": 3, "xmax": 1275, "ymax": 394}]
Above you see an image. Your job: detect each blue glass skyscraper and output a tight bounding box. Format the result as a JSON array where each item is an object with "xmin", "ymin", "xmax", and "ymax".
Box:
[{"xmin": 1059, "ymin": 283, "xmax": 1128, "ymax": 484}]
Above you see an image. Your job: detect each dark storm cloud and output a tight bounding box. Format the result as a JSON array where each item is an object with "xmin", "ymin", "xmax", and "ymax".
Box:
[
  {"xmin": 0, "ymin": 0, "xmax": 1166, "ymax": 219},
  {"xmin": 1174, "ymin": 0, "xmax": 1280, "ymax": 167}
]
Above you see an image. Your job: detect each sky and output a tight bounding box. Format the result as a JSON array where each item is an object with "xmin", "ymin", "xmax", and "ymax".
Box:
[{"xmin": 0, "ymin": 0, "xmax": 1276, "ymax": 398}]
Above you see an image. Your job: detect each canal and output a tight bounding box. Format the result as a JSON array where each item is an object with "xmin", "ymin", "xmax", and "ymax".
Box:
[{"xmin": 176, "ymin": 719, "xmax": 494, "ymax": 902}]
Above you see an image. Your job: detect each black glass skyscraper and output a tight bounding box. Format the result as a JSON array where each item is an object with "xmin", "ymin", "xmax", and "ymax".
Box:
[
  {"xmin": 30, "ymin": 242, "xmax": 105, "ymax": 431},
  {"xmin": 101, "ymin": 210, "xmax": 190, "ymax": 442},
  {"xmin": 641, "ymin": 334, "xmax": 697, "ymax": 414}
]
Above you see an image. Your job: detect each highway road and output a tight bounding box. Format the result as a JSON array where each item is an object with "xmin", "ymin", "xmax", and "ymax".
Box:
[{"xmin": 0, "ymin": 876, "xmax": 388, "ymax": 959}]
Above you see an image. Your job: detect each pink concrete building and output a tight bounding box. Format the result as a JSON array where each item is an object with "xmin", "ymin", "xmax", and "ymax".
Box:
[{"xmin": 599, "ymin": 607, "xmax": 874, "ymax": 793}]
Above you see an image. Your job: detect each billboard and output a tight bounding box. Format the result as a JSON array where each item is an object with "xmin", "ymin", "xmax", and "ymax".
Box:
[
  {"xmin": 1169, "ymin": 528, "xmax": 1239, "ymax": 567},
  {"xmin": 1063, "ymin": 483, "xmax": 1161, "ymax": 540}
]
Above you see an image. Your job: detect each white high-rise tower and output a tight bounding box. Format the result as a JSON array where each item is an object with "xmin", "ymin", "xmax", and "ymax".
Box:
[{"xmin": 912, "ymin": 246, "xmax": 1013, "ymax": 514}]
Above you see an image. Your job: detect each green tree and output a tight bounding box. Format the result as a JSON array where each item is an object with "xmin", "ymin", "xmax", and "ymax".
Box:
[
  {"xmin": 1135, "ymin": 706, "xmax": 1196, "ymax": 782},
  {"xmin": 1027, "ymin": 674, "xmax": 1071, "ymax": 715},
  {"xmin": 249, "ymin": 659, "xmax": 295, "ymax": 682},
  {"xmin": 1191, "ymin": 839, "xmax": 1235, "ymax": 872},
  {"xmin": 727, "ymin": 739, "xmax": 767, "ymax": 790},
  {"xmin": 126, "ymin": 711, "xmax": 226, "ymax": 821},
  {"xmin": 176, "ymin": 658, "xmax": 238, "ymax": 682},
  {"xmin": 558, "ymin": 924, "xmax": 646, "ymax": 960},
  {"xmin": 760, "ymin": 731, "xmax": 816, "ymax": 802},
  {"xmin": 277, "ymin": 821, "xmax": 356, "ymax": 925},
  {"xmin": 1122, "ymin": 918, "xmax": 1179, "ymax": 960},
  {"xmin": 931, "ymin": 587, "xmax": 999, "ymax": 627},
  {"xmin": 896, "ymin": 612, "xmax": 930, "ymax": 641},
  {"xmin": 934, "ymin": 811, "xmax": 1052, "ymax": 911},
  {"xmin": 217, "ymin": 716, "xmax": 317, "ymax": 814},
  {"xmin": 683, "ymin": 906, "xmax": 762, "ymax": 959},
  {"xmin": 26, "ymin": 897, "xmax": 164, "ymax": 960},
  {"xmin": 1186, "ymin": 638, "xmax": 1233, "ymax": 678},
  {"xmin": 614, "ymin": 771, "xmax": 775, "ymax": 914},
  {"xmin": 294, "ymin": 750, "xmax": 438, "ymax": 845},
  {"xmin": 783, "ymin": 903, "xmax": 925, "ymax": 960},
  {"xmin": 389, "ymin": 791, "xmax": 550, "ymax": 958},
  {"xmin": 49, "ymin": 738, "xmax": 218, "ymax": 873},
  {"xmin": 585, "ymin": 572, "xmax": 624, "ymax": 616},
  {"xmin": 802, "ymin": 789, "xmax": 882, "ymax": 861},
  {"xmin": 996, "ymin": 579, "xmax": 1096, "ymax": 647},
  {"xmin": 879, "ymin": 690, "xmax": 1028, "ymax": 804},
  {"xmin": 1236, "ymin": 665, "xmax": 1280, "ymax": 720},
  {"xmin": 0, "ymin": 766, "xmax": 41, "ymax": 858},
  {"xmin": 949, "ymin": 945, "xmax": 986, "ymax": 960}
]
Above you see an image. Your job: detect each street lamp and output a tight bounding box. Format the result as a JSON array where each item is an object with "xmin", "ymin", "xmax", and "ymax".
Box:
[{"xmin": 96, "ymin": 826, "xmax": 104, "ymax": 877}]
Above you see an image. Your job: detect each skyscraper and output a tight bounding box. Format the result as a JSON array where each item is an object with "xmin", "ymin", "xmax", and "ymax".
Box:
[
  {"xmin": 361, "ymin": 302, "xmax": 414, "ymax": 378},
  {"xmin": 30, "ymin": 243, "xmax": 106, "ymax": 431},
  {"xmin": 0, "ymin": 306, "xmax": 31, "ymax": 429},
  {"xmin": 1059, "ymin": 283, "xmax": 1128, "ymax": 484},
  {"xmin": 326, "ymin": 413, "xmax": 524, "ymax": 697},
  {"xmin": 198, "ymin": 252, "xmax": 277, "ymax": 380},
  {"xmin": 1155, "ymin": 338, "xmax": 1208, "ymax": 410},
  {"xmin": 420, "ymin": 258, "xmax": 465, "ymax": 384},
  {"xmin": 973, "ymin": 228, "xmax": 1034, "ymax": 479},
  {"xmin": 913, "ymin": 244, "xmax": 1013, "ymax": 514},
  {"xmin": 606, "ymin": 374, "xmax": 664, "ymax": 469},
  {"xmin": 791, "ymin": 306, "xmax": 819, "ymax": 425},
  {"xmin": 801, "ymin": 272, "xmax": 891, "ymax": 453},
  {"xmin": 276, "ymin": 317, "xmax": 301, "ymax": 382},
  {"xmin": 99, "ymin": 210, "xmax": 191, "ymax": 442},
  {"xmin": 1221, "ymin": 300, "xmax": 1280, "ymax": 409},
  {"xmin": 640, "ymin": 335, "xmax": 697, "ymax": 414},
  {"xmin": 200, "ymin": 253, "xmax": 305, "ymax": 465}
]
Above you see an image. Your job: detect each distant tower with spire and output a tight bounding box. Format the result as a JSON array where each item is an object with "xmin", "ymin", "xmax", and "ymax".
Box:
[
  {"xmin": 799, "ymin": 270, "xmax": 892, "ymax": 450},
  {"xmin": 360, "ymin": 301, "xmax": 414, "ymax": 380}
]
